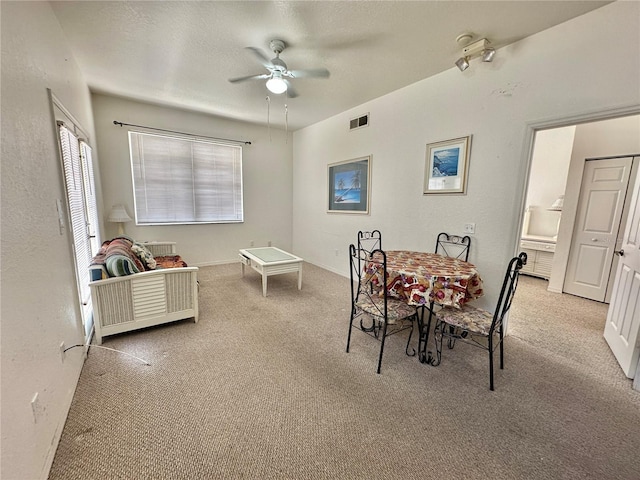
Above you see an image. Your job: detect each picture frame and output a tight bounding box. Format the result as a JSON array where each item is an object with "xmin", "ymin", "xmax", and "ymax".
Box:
[
  {"xmin": 423, "ymin": 135, "xmax": 472, "ymax": 194},
  {"xmin": 327, "ymin": 155, "xmax": 371, "ymax": 214}
]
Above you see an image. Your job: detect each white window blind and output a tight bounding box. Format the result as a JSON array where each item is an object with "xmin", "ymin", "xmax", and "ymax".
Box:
[
  {"xmin": 129, "ymin": 131, "xmax": 244, "ymax": 225},
  {"xmin": 80, "ymin": 140, "xmax": 101, "ymax": 255},
  {"xmin": 58, "ymin": 125, "xmax": 95, "ymax": 323}
]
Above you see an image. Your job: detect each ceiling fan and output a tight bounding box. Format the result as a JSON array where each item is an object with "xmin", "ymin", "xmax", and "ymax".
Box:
[{"xmin": 228, "ymin": 39, "xmax": 330, "ymax": 98}]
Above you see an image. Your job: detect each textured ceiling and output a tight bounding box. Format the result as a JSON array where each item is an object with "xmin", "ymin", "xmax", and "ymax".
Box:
[{"xmin": 50, "ymin": 1, "xmax": 611, "ymax": 131}]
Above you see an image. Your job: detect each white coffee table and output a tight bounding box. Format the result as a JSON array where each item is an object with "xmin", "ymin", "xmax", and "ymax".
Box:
[{"xmin": 239, "ymin": 247, "xmax": 303, "ymax": 297}]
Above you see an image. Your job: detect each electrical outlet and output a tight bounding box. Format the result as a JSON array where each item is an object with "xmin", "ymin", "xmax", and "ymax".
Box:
[
  {"xmin": 250, "ymin": 240, "xmax": 254, "ymax": 247},
  {"xmin": 60, "ymin": 342, "xmax": 66, "ymax": 362},
  {"xmin": 463, "ymin": 223, "xmax": 476, "ymax": 234},
  {"xmin": 268, "ymin": 240, "xmax": 272, "ymax": 247}
]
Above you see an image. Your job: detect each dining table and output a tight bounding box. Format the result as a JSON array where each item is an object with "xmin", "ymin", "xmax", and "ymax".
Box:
[{"xmin": 366, "ymin": 250, "xmax": 484, "ymax": 363}]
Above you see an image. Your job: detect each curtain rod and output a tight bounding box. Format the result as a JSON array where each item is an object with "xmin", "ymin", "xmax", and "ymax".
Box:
[{"xmin": 113, "ymin": 121, "xmax": 251, "ymax": 145}]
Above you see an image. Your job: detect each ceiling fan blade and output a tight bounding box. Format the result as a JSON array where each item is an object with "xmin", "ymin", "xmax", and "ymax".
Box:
[
  {"xmin": 284, "ymin": 81, "xmax": 299, "ymax": 98},
  {"xmin": 288, "ymin": 68, "xmax": 330, "ymax": 79},
  {"xmin": 228, "ymin": 73, "xmax": 270, "ymax": 83},
  {"xmin": 245, "ymin": 47, "xmax": 273, "ymax": 69}
]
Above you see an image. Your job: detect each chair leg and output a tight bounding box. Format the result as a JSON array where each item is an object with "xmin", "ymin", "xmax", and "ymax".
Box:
[
  {"xmin": 488, "ymin": 336, "xmax": 494, "ymax": 391},
  {"xmin": 405, "ymin": 316, "xmax": 416, "ymax": 357},
  {"xmin": 417, "ymin": 304, "xmax": 434, "ymax": 363},
  {"xmin": 376, "ymin": 321, "xmax": 389, "ymax": 374},
  {"xmin": 447, "ymin": 325, "xmax": 457, "ymax": 349},
  {"xmin": 429, "ymin": 319, "xmax": 444, "ymax": 366},
  {"xmin": 499, "ymin": 326, "xmax": 505, "ymax": 370},
  {"xmin": 346, "ymin": 308, "xmax": 356, "ymax": 353}
]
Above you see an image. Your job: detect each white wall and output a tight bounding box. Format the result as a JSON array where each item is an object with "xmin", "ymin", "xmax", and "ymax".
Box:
[
  {"xmin": 526, "ymin": 127, "xmax": 575, "ymax": 209},
  {"xmin": 1, "ymin": 2, "xmax": 96, "ymax": 479},
  {"xmin": 92, "ymin": 94, "xmax": 293, "ymax": 265},
  {"xmin": 292, "ymin": 1, "xmax": 640, "ymax": 311},
  {"xmin": 523, "ymin": 127, "xmax": 574, "ymax": 238},
  {"xmin": 2, "ymin": 2, "xmax": 639, "ymax": 478}
]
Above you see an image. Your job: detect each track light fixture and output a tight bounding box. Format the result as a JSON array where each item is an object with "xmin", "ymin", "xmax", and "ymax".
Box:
[
  {"xmin": 454, "ymin": 35, "xmax": 496, "ymax": 72},
  {"xmin": 481, "ymin": 47, "xmax": 496, "ymax": 62},
  {"xmin": 455, "ymin": 57, "xmax": 470, "ymax": 71}
]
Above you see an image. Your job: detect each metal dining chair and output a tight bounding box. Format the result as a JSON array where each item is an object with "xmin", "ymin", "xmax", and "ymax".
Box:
[
  {"xmin": 346, "ymin": 240, "xmax": 417, "ymax": 373},
  {"xmin": 429, "ymin": 252, "xmax": 527, "ymax": 390},
  {"xmin": 435, "ymin": 232, "xmax": 472, "ymax": 261},
  {"xmin": 430, "ymin": 233, "xmax": 473, "ymax": 326}
]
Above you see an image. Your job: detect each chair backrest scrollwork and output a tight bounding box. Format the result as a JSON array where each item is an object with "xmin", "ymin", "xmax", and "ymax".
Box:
[
  {"xmin": 357, "ymin": 230, "xmax": 382, "ymax": 256},
  {"xmin": 356, "ymin": 230, "xmax": 382, "ymax": 277},
  {"xmin": 490, "ymin": 252, "xmax": 528, "ymax": 333},
  {"xmin": 435, "ymin": 232, "xmax": 471, "ymax": 261}
]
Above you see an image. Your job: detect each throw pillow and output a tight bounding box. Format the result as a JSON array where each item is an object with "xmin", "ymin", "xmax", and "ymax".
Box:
[{"xmin": 132, "ymin": 242, "xmax": 157, "ymax": 270}]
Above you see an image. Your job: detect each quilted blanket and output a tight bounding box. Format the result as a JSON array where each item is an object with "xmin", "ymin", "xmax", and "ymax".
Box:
[
  {"xmin": 155, "ymin": 255, "xmax": 188, "ymax": 269},
  {"xmin": 89, "ymin": 237, "xmax": 187, "ymax": 280}
]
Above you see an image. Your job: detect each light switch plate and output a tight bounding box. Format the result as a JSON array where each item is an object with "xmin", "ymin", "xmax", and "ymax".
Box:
[{"xmin": 56, "ymin": 199, "xmax": 65, "ymax": 235}]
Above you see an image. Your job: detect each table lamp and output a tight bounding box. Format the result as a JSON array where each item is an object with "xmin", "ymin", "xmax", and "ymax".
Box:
[{"xmin": 107, "ymin": 204, "xmax": 132, "ymax": 235}]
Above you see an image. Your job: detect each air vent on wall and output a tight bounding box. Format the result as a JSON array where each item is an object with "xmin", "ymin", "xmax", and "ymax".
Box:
[{"xmin": 349, "ymin": 113, "xmax": 369, "ymax": 131}]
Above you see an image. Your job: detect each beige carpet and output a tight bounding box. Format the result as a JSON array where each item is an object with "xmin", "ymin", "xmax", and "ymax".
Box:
[{"xmin": 48, "ymin": 264, "xmax": 640, "ymax": 479}]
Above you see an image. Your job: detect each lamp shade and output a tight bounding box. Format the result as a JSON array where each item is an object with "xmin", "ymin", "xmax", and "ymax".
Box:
[
  {"xmin": 107, "ymin": 204, "xmax": 132, "ymax": 223},
  {"xmin": 548, "ymin": 195, "xmax": 564, "ymax": 211}
]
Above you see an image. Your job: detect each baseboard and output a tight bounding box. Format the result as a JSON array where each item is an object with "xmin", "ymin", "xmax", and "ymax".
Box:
[
  {"xmin": 305, "ymin": 261, "xmax": 347, "ymax": 278},
  {"xmin": 192, "ymin": 259, "xmax": 238, "ymax": 267}
]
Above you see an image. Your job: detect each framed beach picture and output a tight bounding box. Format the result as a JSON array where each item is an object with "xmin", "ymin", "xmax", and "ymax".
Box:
[
  {"xmin": 423, "ymin": 135, "xmax": 472, "ymax": 194},
  {"xmin": 327, "ymin": 156, "xmax": 371, "ymax": 214}
]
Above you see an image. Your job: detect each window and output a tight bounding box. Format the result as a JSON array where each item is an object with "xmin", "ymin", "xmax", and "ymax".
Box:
[{"xmin": 129, "ymin": 132, "xmax": 244, "ymax": 225}]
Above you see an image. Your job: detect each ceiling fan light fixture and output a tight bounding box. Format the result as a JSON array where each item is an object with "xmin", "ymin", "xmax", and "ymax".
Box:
[
  {"xmin": 455, "ymin": 57, "xmax": 470, "ymax": 72},
  {"xmin": 229, "ymin": 39, "xmax": 328, "ymax": 99},
  {"xmin": 266, "ymin": 73, "xmax": 287, "ymax": 94}
]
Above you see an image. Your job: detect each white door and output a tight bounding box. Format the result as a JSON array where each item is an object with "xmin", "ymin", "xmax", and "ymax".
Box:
[
  {"xmin": 604, "ymin": 157, "xmax": 640, "ymax": 379},
  {"xmin": 564, "ymin": 157, "xmax": 633, "ymax": 301}
]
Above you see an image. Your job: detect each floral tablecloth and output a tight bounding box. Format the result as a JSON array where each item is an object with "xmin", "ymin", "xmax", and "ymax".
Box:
[{"xmin": 367, "ymin": 250, "xmax": 484, "ymax": 308}]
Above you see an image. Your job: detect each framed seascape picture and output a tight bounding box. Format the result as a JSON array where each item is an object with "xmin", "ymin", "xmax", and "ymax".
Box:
[
  {"xmin": 327, "ymin": 156, "xmax": 371, "ymax": 214},
  {"xmin": 423, "ymin": 135, "xmax": 472, "ymax": 194}
]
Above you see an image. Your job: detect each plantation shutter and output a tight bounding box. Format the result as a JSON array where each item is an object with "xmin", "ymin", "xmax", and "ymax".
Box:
[
  {"xmin": 80, "ymin": 140, "xmax": 101, "ymax": 255},
  {"xmin": 129, "ymin": 131, "xmax": 244, "ymax": 224}
]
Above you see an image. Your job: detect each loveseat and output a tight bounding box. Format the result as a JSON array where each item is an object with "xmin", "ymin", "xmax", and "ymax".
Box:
[{"xmin": 89, "ymin": 237, "xmax": 198, "ymax": 344}]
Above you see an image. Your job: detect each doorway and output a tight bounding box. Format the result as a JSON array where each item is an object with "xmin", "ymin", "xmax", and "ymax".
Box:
[
  {"xmin": 50, "ymin": 91, "xmax": 102, "ymax": 341},
  {"xmin": 521, "ymin": 114, "xmax": 640, "ymax": 302},
  {"xmin": 518, "ymin": 111, "xmax": 640, "ymax": 387}
]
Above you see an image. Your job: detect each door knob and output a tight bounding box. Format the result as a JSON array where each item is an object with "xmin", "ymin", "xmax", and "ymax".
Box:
[{"xmin": 615, "ymin": 249, "xmax": 624, "ymax": 257}]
